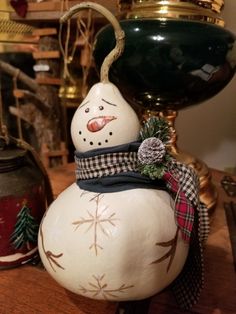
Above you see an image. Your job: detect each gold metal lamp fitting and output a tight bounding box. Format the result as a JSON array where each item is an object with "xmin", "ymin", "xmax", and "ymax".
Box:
[{"xmin": 119, "ymin": 0, "xmax": 225, "ymax": 26}]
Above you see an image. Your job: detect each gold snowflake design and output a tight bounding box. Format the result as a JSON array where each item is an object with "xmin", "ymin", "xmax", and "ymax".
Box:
[
  {"xmin": 39, "ymin": 214, "xmax": 65, "ymax": 272},
  {"xmin": 72, "ymin": 193, "xmax": 118, "ymax": 255},
  {"xmin": 150, "ymin": 228, "xmax": 179, "ymax": 272},
  {"xmin": 79, "ymin": 274, "xmax": 134, "ymax": 299}
]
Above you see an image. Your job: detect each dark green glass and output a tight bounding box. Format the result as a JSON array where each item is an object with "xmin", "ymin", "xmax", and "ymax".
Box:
[{"xmin": 93, "ymin": 19, "xmax": 235, "ymax": 111}]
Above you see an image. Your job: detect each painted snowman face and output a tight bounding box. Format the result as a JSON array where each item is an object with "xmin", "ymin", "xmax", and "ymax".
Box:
[{"xmin": 71, "ymin": 82, "xmax": 140, "ymax": 152}]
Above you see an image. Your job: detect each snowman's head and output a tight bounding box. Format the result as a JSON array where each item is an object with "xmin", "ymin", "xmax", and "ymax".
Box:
[{"xmin": 71, "ymin": 82, "xmax": 140, "ymax": 152}]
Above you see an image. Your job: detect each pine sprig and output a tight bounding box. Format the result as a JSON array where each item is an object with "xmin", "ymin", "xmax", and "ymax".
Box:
[
  {"xmin": 139, "ymin": 164, "xmax": 166, "ymax": 180},
  {"xmin": 140, "ymin": 117, "xmax": 170, "ymax": 144},
  {"xmin": 139, "ymin": 154, "xmax": 172, "ymax": 180}
]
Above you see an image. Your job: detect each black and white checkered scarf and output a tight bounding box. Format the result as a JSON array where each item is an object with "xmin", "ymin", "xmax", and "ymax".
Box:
[{"xmin": 75, "ymin": 142, "xmax": 139, "ymax": 180}]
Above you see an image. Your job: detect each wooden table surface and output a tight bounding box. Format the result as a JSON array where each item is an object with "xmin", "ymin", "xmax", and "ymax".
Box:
[{"xmin": 0, "ymin": 164, "xmax": 235, "ymax": 314}]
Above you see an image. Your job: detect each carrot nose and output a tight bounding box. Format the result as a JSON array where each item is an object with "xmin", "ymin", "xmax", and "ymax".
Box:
[{"xmin": 87, "ymin": 116, "xmax": 117, "ymax": 132}]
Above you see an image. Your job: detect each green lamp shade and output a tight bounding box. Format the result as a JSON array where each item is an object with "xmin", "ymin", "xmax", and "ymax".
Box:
[{"xmin": 93, "ymin": 19, "xmax": 235, "ymax": 111}]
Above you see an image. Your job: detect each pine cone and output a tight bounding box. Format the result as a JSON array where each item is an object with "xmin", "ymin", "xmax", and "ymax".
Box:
[{"xmin": 138, "ymin": 137, "xmax": 166, "ymax": 165}]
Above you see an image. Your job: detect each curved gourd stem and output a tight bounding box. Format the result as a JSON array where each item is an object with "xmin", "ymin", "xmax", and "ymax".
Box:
[{"xmin": 60, "ymin": 2, "xmax": 125, "ymax": 83}]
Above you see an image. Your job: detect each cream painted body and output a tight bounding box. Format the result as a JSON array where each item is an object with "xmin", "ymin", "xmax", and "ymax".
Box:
[
  {"xmin": 38, "ymin": 82, "xmax": 189, "ymax": 301},
  {"xmin": 38, "ymin": 183, "xmax": 188, "ymax": 301}
]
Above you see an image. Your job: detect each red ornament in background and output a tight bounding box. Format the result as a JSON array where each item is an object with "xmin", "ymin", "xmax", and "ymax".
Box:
[{"xmin": 10, "ymin": 0, "xmax": 28, "ymax": 18}]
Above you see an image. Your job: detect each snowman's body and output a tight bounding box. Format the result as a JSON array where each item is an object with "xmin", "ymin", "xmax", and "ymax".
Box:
[{"xmin": 38, "ymin": 83, "xmax": 189, "ymax": 301}]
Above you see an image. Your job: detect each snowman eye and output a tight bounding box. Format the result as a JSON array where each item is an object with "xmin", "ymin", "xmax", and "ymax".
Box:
[
  {"xmin": 85, "ymin": 108, "xmax": 90, "ymax": 113},
  {"xmin": 99, "ymin": 106, "xmax": 104, "ymax": 111}
]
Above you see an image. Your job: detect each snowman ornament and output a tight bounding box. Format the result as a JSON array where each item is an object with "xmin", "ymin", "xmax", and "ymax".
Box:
[{"xmin": 38, "ymin": 2, "xmax": 209, "ymax": 310}]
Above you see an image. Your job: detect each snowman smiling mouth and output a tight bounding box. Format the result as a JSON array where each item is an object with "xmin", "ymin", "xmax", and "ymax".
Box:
[{"xmin": 87, "ymin": 116, "xmax": 117, "ymax": 132}]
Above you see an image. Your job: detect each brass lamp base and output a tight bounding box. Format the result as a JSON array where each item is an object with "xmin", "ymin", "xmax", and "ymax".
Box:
[
  {"xmin": 173, "ymin": 150, "xmax": 218, "ymax": 212},
  {"xmin": 162, "ymin": 110, "xmax": 218, "ymax": 211}
]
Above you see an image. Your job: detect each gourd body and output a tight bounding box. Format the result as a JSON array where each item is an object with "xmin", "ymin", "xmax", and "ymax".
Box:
[
  {"xmin": 38, "ymin": 81, "xmax": 189, "ymax": 300},
  {"xmin": 38, "ymin": 182, "xmax": 188, "ymax": 300}
]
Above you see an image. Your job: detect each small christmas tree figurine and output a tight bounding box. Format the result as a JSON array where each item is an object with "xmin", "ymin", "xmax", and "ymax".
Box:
[{"xmin": 10, "ymin": 200, "xmax": 39, "ymax": 250}]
